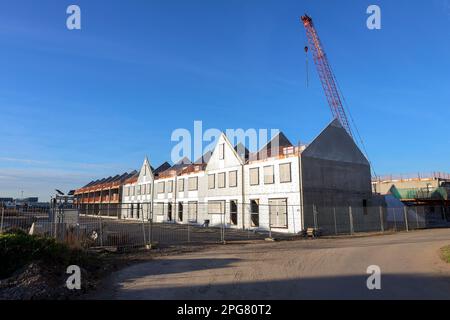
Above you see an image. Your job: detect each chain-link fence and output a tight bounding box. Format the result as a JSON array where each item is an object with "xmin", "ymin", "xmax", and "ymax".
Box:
[
  {"xmin": 306, "ymin": 204, "xmax": 449, "ymax": 235},
  {"xmin": 1, "ymin": 202, "xmax": 449, "ymax": 250}
]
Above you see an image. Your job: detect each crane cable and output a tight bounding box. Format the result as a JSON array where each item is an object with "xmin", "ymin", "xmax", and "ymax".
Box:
[
  {"xmin": 305, "ymin": 46, "xmax": 309, "ymax": 88},
  {"xmin": 330, "ymin": 64, "xmax": 378, "ymax": 179}
]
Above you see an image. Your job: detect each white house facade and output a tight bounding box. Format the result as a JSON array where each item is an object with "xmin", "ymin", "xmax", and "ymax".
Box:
[{"xmin": 116, "ymin": 120, "xmax": 373, "ymax": 234}]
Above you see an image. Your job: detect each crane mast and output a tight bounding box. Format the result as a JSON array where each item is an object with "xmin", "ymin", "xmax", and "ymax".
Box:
[{"xmin": 301, "ymin": 14, "xmax": 353, "ymax": 137}]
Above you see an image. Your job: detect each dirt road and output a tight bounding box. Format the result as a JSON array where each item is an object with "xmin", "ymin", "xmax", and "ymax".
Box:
[{"xmin": 95, "ymin": 229, "xmax": 450, "ymax": 299}]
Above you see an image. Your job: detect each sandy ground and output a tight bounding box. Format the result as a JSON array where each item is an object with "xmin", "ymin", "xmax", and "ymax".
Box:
[{"xmin": 94, "ymin": 229, "xmax": 450, "ymax": 299}]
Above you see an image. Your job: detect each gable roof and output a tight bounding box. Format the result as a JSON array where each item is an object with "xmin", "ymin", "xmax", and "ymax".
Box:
[
  {"xmin": 153, "ymin": 162, "xmax": 171, "ymax": 176},
  {"xmin": 171, "ymin": 157, "xmax": 192, "ymax": 169},
  {"xmin": 77, "ymin": 170, "xmax": 139, "ymax": 192},
  {"xmin": 251, "ymin": 131, "xmax": 293, "ymax": 160},
  {"xmin": 194, "ymin": 150, "xmax": 213, "ymax": 164},
  {"xmin": 234, "ymin": 143, "xmax": 250, "ymax": 162},
  {"xmin": 301, "ymin": 118, "xmax": 369, "ymax": 165}
]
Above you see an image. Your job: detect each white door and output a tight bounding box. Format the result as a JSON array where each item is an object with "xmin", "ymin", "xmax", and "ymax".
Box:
[{"xmin": 269, "ymin": 199, "xmax": 288, "ymax": 228}]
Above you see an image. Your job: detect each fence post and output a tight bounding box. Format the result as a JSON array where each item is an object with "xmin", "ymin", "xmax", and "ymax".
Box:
[
  {"xmin": 393, "ymin": 209, "xmax": 397, "ymax": 231},
  {"xmin": 415, "ymin": 206, "xmax": 419, "ymax": 229},
  {"xmin": 0, "ymin": 207, "xmax": 4, "ymax": 234},
  {"xmin": 313, "ymin": 204, "xmax": 318, "ymax": 230},
  {"xmin": 333, "ymin": 207, "xmax": 337, "ymax": 235},
  {"xmin": 141, "ymin": 208, "xmax": 147, "ymax": 248},
  {"xmin": 187, "ymin": 221, "xmax": 191, "ymax": 244},
  {"xmin": 349, "ymin": 206, "xmax": 354, "ymax": 235},
  {"xmin": 99, "ymin": 215, "xmax": 103, "ymax": 247},
  {"xmin": 54, "ymin": 207, "xmax": 58, "ymax": 240},
  {"xmin": 269, "ymin": 205, "xmax": 273, "ymax": 239},
  {"xmin": 379, "ymin": 206, "xmax": 384, "ymax": 232},
  {"xmin": 403, "ymin": 206, "xmax": 409, "ymax": 232},
  {"xmin": 149, "ymin": 215, "xmax": 153, "ymax": 247},
  {"xmin": 222, "ymin": 212, "xmax": 226, "ymax": 244}
]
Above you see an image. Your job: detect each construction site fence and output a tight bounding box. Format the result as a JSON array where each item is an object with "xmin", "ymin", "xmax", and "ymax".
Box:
[{"xmin": 1, "ymin": 202, "xmax": 449, "ymax": 250}]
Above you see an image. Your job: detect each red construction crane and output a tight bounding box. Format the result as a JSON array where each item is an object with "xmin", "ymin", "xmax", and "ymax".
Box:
[{"xmin": 301, "ymin": 14, "xmax": 353, "ymax": 137}]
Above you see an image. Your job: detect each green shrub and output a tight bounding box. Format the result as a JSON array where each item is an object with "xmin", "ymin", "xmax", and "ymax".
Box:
[
  {"xmin": 440, "ymin": 245, "xmax": 450, "ymax": 264},
  {"xmin": 0, "ymin": 230, "xmax": 98, "ymax": 279}
]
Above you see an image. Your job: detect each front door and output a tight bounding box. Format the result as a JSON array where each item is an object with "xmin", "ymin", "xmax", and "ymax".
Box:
[
  {"xmin": 178, "ymin": 202, "xmax": 183, "ymax": 221},
  {"xmin": 168, "ymin": 203, "xmax": 173, "ymax": 221},
  {"xmin": 269, "ymin": 198, "xmax": 288, "ymax": 228},
  {"xmin": 230, "ymin": 200, "xmax": 238, "ymax": 225}
]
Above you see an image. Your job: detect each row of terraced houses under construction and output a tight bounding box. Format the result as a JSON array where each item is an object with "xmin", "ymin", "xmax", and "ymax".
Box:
[{"xmin": 75, "ymin": 120, "xmax": 378, "ymax": 234}]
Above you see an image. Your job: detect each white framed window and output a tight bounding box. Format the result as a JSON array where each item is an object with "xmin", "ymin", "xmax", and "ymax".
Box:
[
  {"xmin": 154, "ymin": 202, "xmax": 165, "ymax": 215},
  {"xmin": 157, "ymin": 182, "xmax": 165, "ymax": 194},
  {"xmin": 208, "ymin": 200, "xmax": 225, "ymax": 214},
  {"xmin": 188, "ymin": 177, "xmax": 198, "ymax": 191},
  {"xmin": 208, "ymin": 174, "xmax": 215, "ymax": 189},
  {"xmin": 229, "ymin": 170, "xmax": 237, "ymax": 187},
  {"xmin": 279, "ymin": 163, "xmax": 292, "ymax": 183},
  {"xmin": 264, "ymin": 165, "xmax": 274, "ymax": 184},
  {"xmin": 219, "ymin": 143, "xmax": 225, "ymax": 160},
  {"xmin": 249, "ymin": 167, "xmax": 259, "ymax": 186},
  {"xmin": 218, "ymin": 172, "xmax": 226, "ymax": 188},
  {"xmin": 178, "ymin": 178, "xmax": 184, "ymax": 192},
  {"xmin": 167, "ymin": 180, "xmax": 173, "ymax": 193}
]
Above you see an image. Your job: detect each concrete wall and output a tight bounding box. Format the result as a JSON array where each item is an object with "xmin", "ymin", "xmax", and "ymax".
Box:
[
  {"xmin": 244, "ymin": 156, "xmax": 302, "ymax": 233},
  {"xmin": 300, "ymin": 119, "xmax": 373, "ymax": 232}
]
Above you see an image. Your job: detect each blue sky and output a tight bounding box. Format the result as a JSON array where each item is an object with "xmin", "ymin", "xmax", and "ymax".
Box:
[{"xmin": 0, "ymin": 0, "xmax": 449, "ymax": 200}]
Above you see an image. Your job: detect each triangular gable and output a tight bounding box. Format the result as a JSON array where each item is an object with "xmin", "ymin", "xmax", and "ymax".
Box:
[
  {"xmin": 138, "ymin": 157, "xmax": 154, "ymax": 183},
  {"xmin": 256, "ymin": 131, "xmax": 293, "ymax": 159},
  {"xmin": 301, "ymin": 119, "xmax": 369, "ymax": 165},
  {"xmin": 194, "ymin": 150, "xmax": 213, "ymax": 165},
  {"xmin": 206, "ymin": 132, "xmax": 244, "ymax": 171},
  {"xmin": 153, "ymin": 162, "xmax": 171, "ymax": 176},
  {"xmin": 234, "ymin": 143, "xmax": 249, "ymax": 162},
  {"xmin": 171, "ymin": 157, "xmax": 192, "ymax": 170}
]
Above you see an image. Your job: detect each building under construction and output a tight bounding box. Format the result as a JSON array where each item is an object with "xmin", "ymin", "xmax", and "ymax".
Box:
[
  {"xmin": 74, "ymin": 119, "xmax": 374, "ymax": 234},
  {"xmin": 372, "ymin": 173, "xmax": 450, "ymax": 226},
  {"xmin": 74, "ymin": 171, "xmax": 138, "ymax": 216}
]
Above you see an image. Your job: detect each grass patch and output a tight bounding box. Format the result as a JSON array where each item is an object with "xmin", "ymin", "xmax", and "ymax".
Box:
[
  {"xmin": 0, "ymin": 229, "xmax": 101, "ymax": 279},
  {"xmin": 440, "ymin": 245, "xmax": 450, "ymax": 264}
]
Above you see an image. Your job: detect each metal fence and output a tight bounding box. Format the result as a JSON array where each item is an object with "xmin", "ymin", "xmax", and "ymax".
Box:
[
  {"xmin": 306, "ymin": 204, "xmax": 446, "ymax": 235},
  {"xmin": 0, "ymin": 206, "xmax": 273, "ymax": 250},
  {"xmin": 1, "ymin": 202, "xmax": 449, "ymax": 250}
]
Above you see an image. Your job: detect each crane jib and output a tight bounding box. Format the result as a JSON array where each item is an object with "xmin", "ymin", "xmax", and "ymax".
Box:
[{"xmin": 300, "ymin": 15, "xmax": 353, "ymax": 138}]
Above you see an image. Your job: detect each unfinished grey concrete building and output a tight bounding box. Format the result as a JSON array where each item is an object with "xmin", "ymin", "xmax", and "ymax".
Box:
[
  {"xmin": 300, "ymin": 119, "xmax": 374, "ymax": 232},
  {"xmin": 85, "ymin": 119, "xmax": 374, "ymax": 234}
]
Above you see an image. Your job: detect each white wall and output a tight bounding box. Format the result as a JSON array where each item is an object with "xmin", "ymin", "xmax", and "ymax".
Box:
[{"xmin": 244, "ymin": 156, "xmax": 302, "ymax": 233}]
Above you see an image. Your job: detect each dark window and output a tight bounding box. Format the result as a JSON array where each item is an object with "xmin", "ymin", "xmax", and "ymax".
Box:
[
  {"xmin": 250, "ymin": 199, "xmax": 259, "ymax": 227},
  {"xmin": 230, "ymin": 200, "xmax": 238, "ymax": 225},
  {"xmin": 178, "ymin": 202, "xmax": 183, "ymax": 221},
  {"xmin": 363, "ymin": 199, "xmax": 368, "ymax": 215}
]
